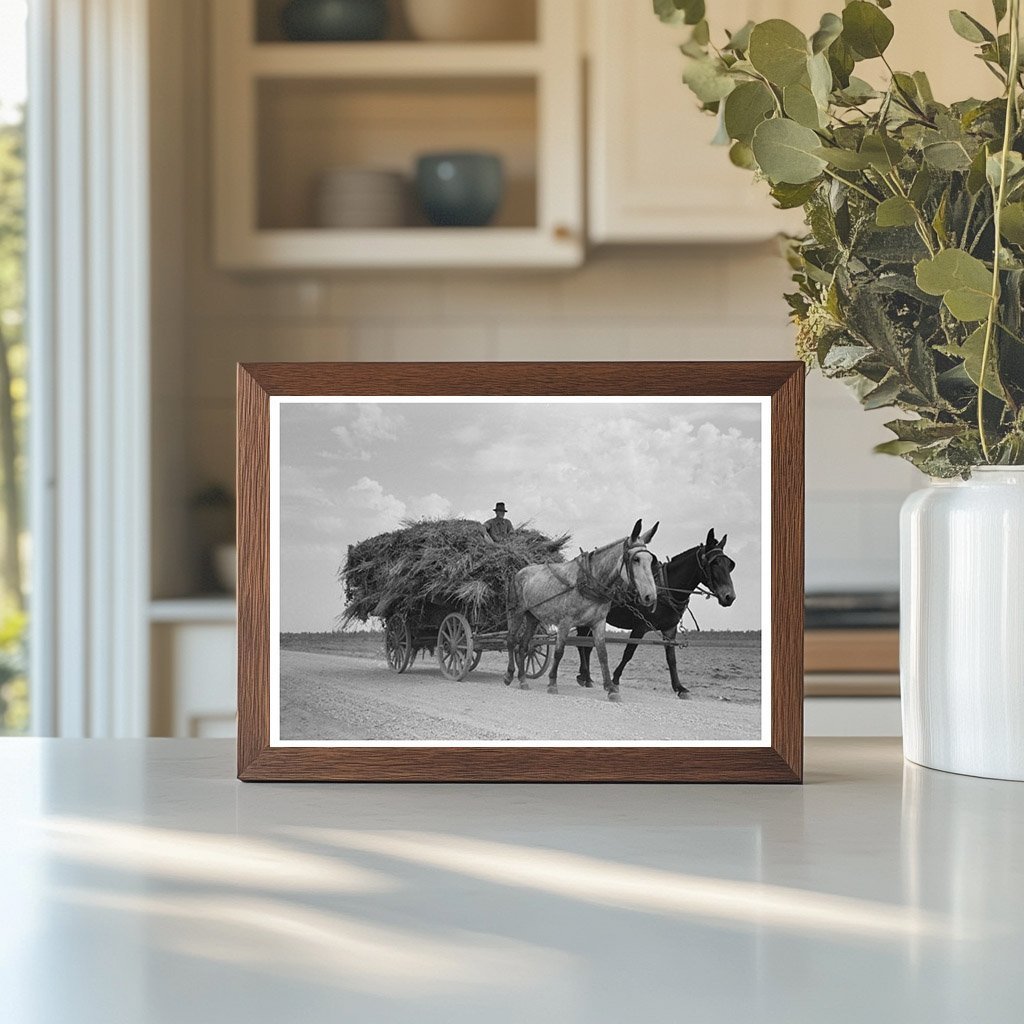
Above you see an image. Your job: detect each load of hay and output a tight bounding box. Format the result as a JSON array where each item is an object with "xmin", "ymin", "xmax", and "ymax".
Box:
[{"xmin": 341, "ymin": 519, "xmax": 570, "ymax": 632}]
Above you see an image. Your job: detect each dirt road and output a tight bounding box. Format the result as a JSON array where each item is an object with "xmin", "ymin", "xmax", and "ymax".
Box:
[{"xmin": 280, "ymin": 641, "xmax": 762, "ymax": 743}]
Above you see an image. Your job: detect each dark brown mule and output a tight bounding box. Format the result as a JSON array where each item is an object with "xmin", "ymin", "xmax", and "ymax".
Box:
[{"xmin": 576, "ymin": 528, "xmax": 736, "ymax": 698}]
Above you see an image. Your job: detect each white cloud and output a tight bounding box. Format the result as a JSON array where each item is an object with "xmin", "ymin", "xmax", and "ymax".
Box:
[
  {"xmin": 407, "ymin": 493, "xmax": 453, "ymax": 520},
  {"xmin": 451, "ymin": 423, "xmax": 485, "ymax": 446},
  {"xmin": 330, "ymin": 404, "xmax": 404, "ymax": 460},
  {"xmin": 278, "ymin": 401, "xmax": 765, "ymax": 632},
  {"xmin": 347, "ymin": 477, "xmax": 407, "ymax": 523}
]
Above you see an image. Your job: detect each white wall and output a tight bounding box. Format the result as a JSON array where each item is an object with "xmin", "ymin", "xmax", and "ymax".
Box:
[{"xmin": 157, "ymin": 0, "xmax": 921, "ymax": 599}]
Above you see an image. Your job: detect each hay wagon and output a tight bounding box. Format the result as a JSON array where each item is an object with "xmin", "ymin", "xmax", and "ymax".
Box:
[
  {"xmin": 346, "ymin": 518, "xmax": 690, "ymax": 684},
  {"xmin": 383, "ymin": 602, "xmax": 552, "ymax": 682},
  {"xmin": 382, "ymin": 601, "xmax": 692, "ymax": 683}
]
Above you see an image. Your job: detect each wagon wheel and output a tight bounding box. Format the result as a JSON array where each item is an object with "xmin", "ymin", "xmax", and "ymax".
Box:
[
  {"xmin": 437, "ymin": 613, "xmax": 475, "ymax": 681},
  {"xmin": 384, "ymin": 616, "xmax": 413, "ymax": 673},
  {"xmin": 468, "ymin": 649, "xmax": 483, "ymax": 673},
  {"xmin": 524, "ymin": 640, "xmax": 552, "ymax": 679}
]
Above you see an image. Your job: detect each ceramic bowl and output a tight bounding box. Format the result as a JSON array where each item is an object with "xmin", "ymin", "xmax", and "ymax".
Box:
[
  {"xmin": 403, "ymin": 0, "xmax": 534, "ymax": 42},
  {"xmin": 281, "ymin": 0, "xmax": 388, "ymax": 42},
  {"xmin": 415, "ymin": 152, "xmax": 504, "ymax": 228},
  {"xmin": 316, "ymin": 168, "xmax": 407, "ymax": 228}
]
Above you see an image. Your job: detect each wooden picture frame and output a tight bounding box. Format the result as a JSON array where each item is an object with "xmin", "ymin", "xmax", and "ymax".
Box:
[{"xmin": 237, "ymin": 362, "xmax": 804, "ymax": 782}]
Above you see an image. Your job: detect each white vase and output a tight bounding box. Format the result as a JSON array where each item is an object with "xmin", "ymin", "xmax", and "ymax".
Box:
[{"xmin": 900, "ymin": 467, "xmax": 1024, "ymax": 780}]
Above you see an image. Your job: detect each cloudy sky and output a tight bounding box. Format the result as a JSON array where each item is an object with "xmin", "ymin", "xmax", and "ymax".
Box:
[{"xmin": 276, "ymin": 398, "xmax": 766, "ymax": 632}]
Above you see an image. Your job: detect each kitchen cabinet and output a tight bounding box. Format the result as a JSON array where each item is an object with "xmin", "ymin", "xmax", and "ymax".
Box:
[
  {"xmin": 586, "ymin": 0, "xmax": 998, "ymax": 244},
  {"xmin": 211, "ymin": 0, "xmax": 583, "ymax": 269},
  {"xmin": 587, "ymin": 0, "xmax": 812, "ymax": 243},
  {"xmin": 150, "ymin": 601, "xmax": 237, "ymax": 737}
]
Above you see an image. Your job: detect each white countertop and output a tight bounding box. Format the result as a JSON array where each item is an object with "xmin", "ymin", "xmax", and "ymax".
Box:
[{"xmin": 1, "ymin": 738, "xmax": 1020, "ymax": 1023}]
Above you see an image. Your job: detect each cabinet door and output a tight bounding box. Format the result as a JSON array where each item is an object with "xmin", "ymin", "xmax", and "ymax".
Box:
[{"xmin": 587, "ymin": 0, "xmax": 810, "ymax": 243}]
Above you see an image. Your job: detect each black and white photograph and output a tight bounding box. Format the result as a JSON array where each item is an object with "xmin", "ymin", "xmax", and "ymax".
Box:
[{"xmin": 270, "ymin": 396, "xmax": 770, "ymax": 746}]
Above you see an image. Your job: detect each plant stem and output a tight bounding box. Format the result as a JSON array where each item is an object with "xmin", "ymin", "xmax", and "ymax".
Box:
[
  {"xmin": 979, "ymin": 0, "xmax": 1021, "ymax": 462},
  {"xmin": 884, "ymin": 171, "xmax": 939, "ymax": 254},
  {"xmin": 822, "ymin": 167, "xmax": 881, "ymax": 205}
]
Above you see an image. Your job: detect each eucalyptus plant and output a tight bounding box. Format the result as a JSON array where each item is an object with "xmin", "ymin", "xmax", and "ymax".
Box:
[{"xmin": 658, "ymin": 0, "xmax": 1024, "ymax": 476}]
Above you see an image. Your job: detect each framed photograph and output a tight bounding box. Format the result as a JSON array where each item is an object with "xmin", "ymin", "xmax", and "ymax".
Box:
[{"xmin": 237, "ymin": 362, "xmax": 804, "ymax": 782}]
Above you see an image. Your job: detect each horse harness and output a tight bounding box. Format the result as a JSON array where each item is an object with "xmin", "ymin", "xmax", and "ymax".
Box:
[{"xmin": 522, "ymin": 537, "xmax": 652, "ymax": 613}]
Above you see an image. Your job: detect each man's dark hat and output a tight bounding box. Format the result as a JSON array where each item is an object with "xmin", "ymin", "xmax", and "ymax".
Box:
[{"xmin": 494, "ymin": 502, "xmax": 507, "ymax": 512}]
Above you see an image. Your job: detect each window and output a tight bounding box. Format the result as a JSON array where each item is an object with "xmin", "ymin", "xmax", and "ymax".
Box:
[{"xmin": 0, "ymin": 0, "xmax": 28, "ymax": 734}]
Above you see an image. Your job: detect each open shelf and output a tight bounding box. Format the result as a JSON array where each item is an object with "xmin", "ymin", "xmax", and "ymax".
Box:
[
  {"xmin": 249, "ymin": 42, "xmax": 544, "ymax": 77},
  {"xmin": 254, "ymin": 0, "xmax": 539, "ymax": 44},
  {"xmin": 212, "ymin": 0, "xmax": 582, "ymax": 268},
  {"xmin": 257, "ymin": 77, "xmax": 538, "ymax": 232},
  {"xmin": 219, "ymin": 227, "xmax": 578, "ymax": 269}
]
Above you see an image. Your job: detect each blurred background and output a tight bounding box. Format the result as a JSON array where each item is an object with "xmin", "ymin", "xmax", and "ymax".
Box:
[{"xmin": 0, "ymin": 0, "xmax": 997, "ymax": 740}]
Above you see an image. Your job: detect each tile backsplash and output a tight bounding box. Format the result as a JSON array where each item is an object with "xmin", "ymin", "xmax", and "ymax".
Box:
[
  {"xmin": 156, "ymin": 0, "xmax": 916, "ymax": 599},
  {"xmin": 181, "ymin": 246, "xmax": 917, "ymax": 594}
]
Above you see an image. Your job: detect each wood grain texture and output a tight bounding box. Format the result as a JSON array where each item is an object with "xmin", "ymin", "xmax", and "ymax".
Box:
[
  {"xmin": 236, "ymin": 366, "xmax": 270, "ymax": 778},
  {"xmin": 805, "ymin": 629, "xmax": 899, "ymax": 674},
  {"xmin": 236, "ymin": 361, "xmax": 805, "ymax": 783}
]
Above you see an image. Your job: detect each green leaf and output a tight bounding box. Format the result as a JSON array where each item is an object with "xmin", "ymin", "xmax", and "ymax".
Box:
[
  {"xmin": 807, "ymin": 51, "xmax": 833, "ymax": 109},
  {"xmin": 913, "ymin": 71, "xmax": 935, "ymax": 104},
  {"xmin": 814, "ymin": 146, "xmax": 872, "ymax": 170},
  {"xmin": 837, "ymin": 76, "xmax": 879, "ymax": 104},
  {"xmin": 909, "ymin": 164, "xmax": 933, "ymax": 205},
  {"xmin": 875, "ymin": 439, "xmax": 922, "ymax": 455},
  {"xmin": 862, "ymin": 374, "xmax": 903, "ymax": 409},
  {"xmin": 653, "ymin": 0, "xmax": 705, "ymax": 26},
  {"xmin": 923, "ymin": 140, "xmax": 972, "ymax": 171},
  {"xmin": 993, "ymin": 0, "xmax": 1008, "ymax": 24},
  {"xmin": 915, "ymin": 249, "xmax": 994, "ymax": 322},
  {"xmin": 932, "ymin": 190, "xmax": 950, "ymax": 247},
  {"xmin": 827, "ymin": 35, "xmax": 855, "ymax": 88},
  {"xmin": 892, "ymin": 72, "xmax": 923, "ymax": 111},
  {"xmin": 860, "ymin": 133, "xmax": 904, "ymax": 173},
  {"xmin": 948, "ymin": 10, "xmax": 994, "ymax": 44},
  {"xmin": 940, "ymin": 325, "xmax": 1006, "ymax": 398},
  {"xmin": 723, "ymin": 81, "xmax": 775, "ymax": 144},
  {"xmin": 810, "ymin": 12, "xmax": 843, "ymax": 54},
  {"xmin": 1000, "ymin": 203, "xmax": 1024, "ymax": 244},
  {"xmin": 729, "ymin": 140, "xmax": 757, "ymax": 169},
  {"xmin": 876, "ymin": 197, "xmax": 918, "ymax": 228},
  {"xmin": 842, "ymin": 1, "xmax": 895, "ymax": 59},
  {"xmin": 748, "ymin": 20, "xmax": 809, "ymax": 86},
  {"xmin": 986, "ymin": 150, "xmax": 1024, "ymax": 191},
  {"xmin": 885, "ymin": 418, "xmax": 963, "ymax": 443},
  {"xmin": 967, "ymin": 144, "xmax": 991, "ymax": 193},
  {"xmin": 682, "ymin": 57, "xmax": 736, "ymax": 104},
  {"xmin": 682, "ymin": 0, "xmax": 705, "ymax": 25},
  {"xmin": 724, "ymin": 20, "xmax": 755, "ymax": 53},
  {"xmin": 751, "ymin": 118, "xmax": 828, "ymax": 184},
  {"xmin": 784, "ymin": 80, "xmax": 824, "ymax": 129},
  {"xmin": 770, "ymin": 180, "xmax": 820, "ymax": 209}
]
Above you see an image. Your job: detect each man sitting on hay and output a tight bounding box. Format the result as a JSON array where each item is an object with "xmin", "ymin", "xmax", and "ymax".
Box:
[{"xmin": 482, "ymin": 501, "xmax": 513, "ymax": 544}]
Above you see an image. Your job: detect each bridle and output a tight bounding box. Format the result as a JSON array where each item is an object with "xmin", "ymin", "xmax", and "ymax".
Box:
[
  {"xmin": 620, "ymin": 538, "xmax": 654, "ymax": 597},
  {"xmin": 658, "ymin": 544, "xmax": 733, "ymax": 606},
  {"xmin": 697, "ymin": 544, "xmax": 734, "ymax": 588}
]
